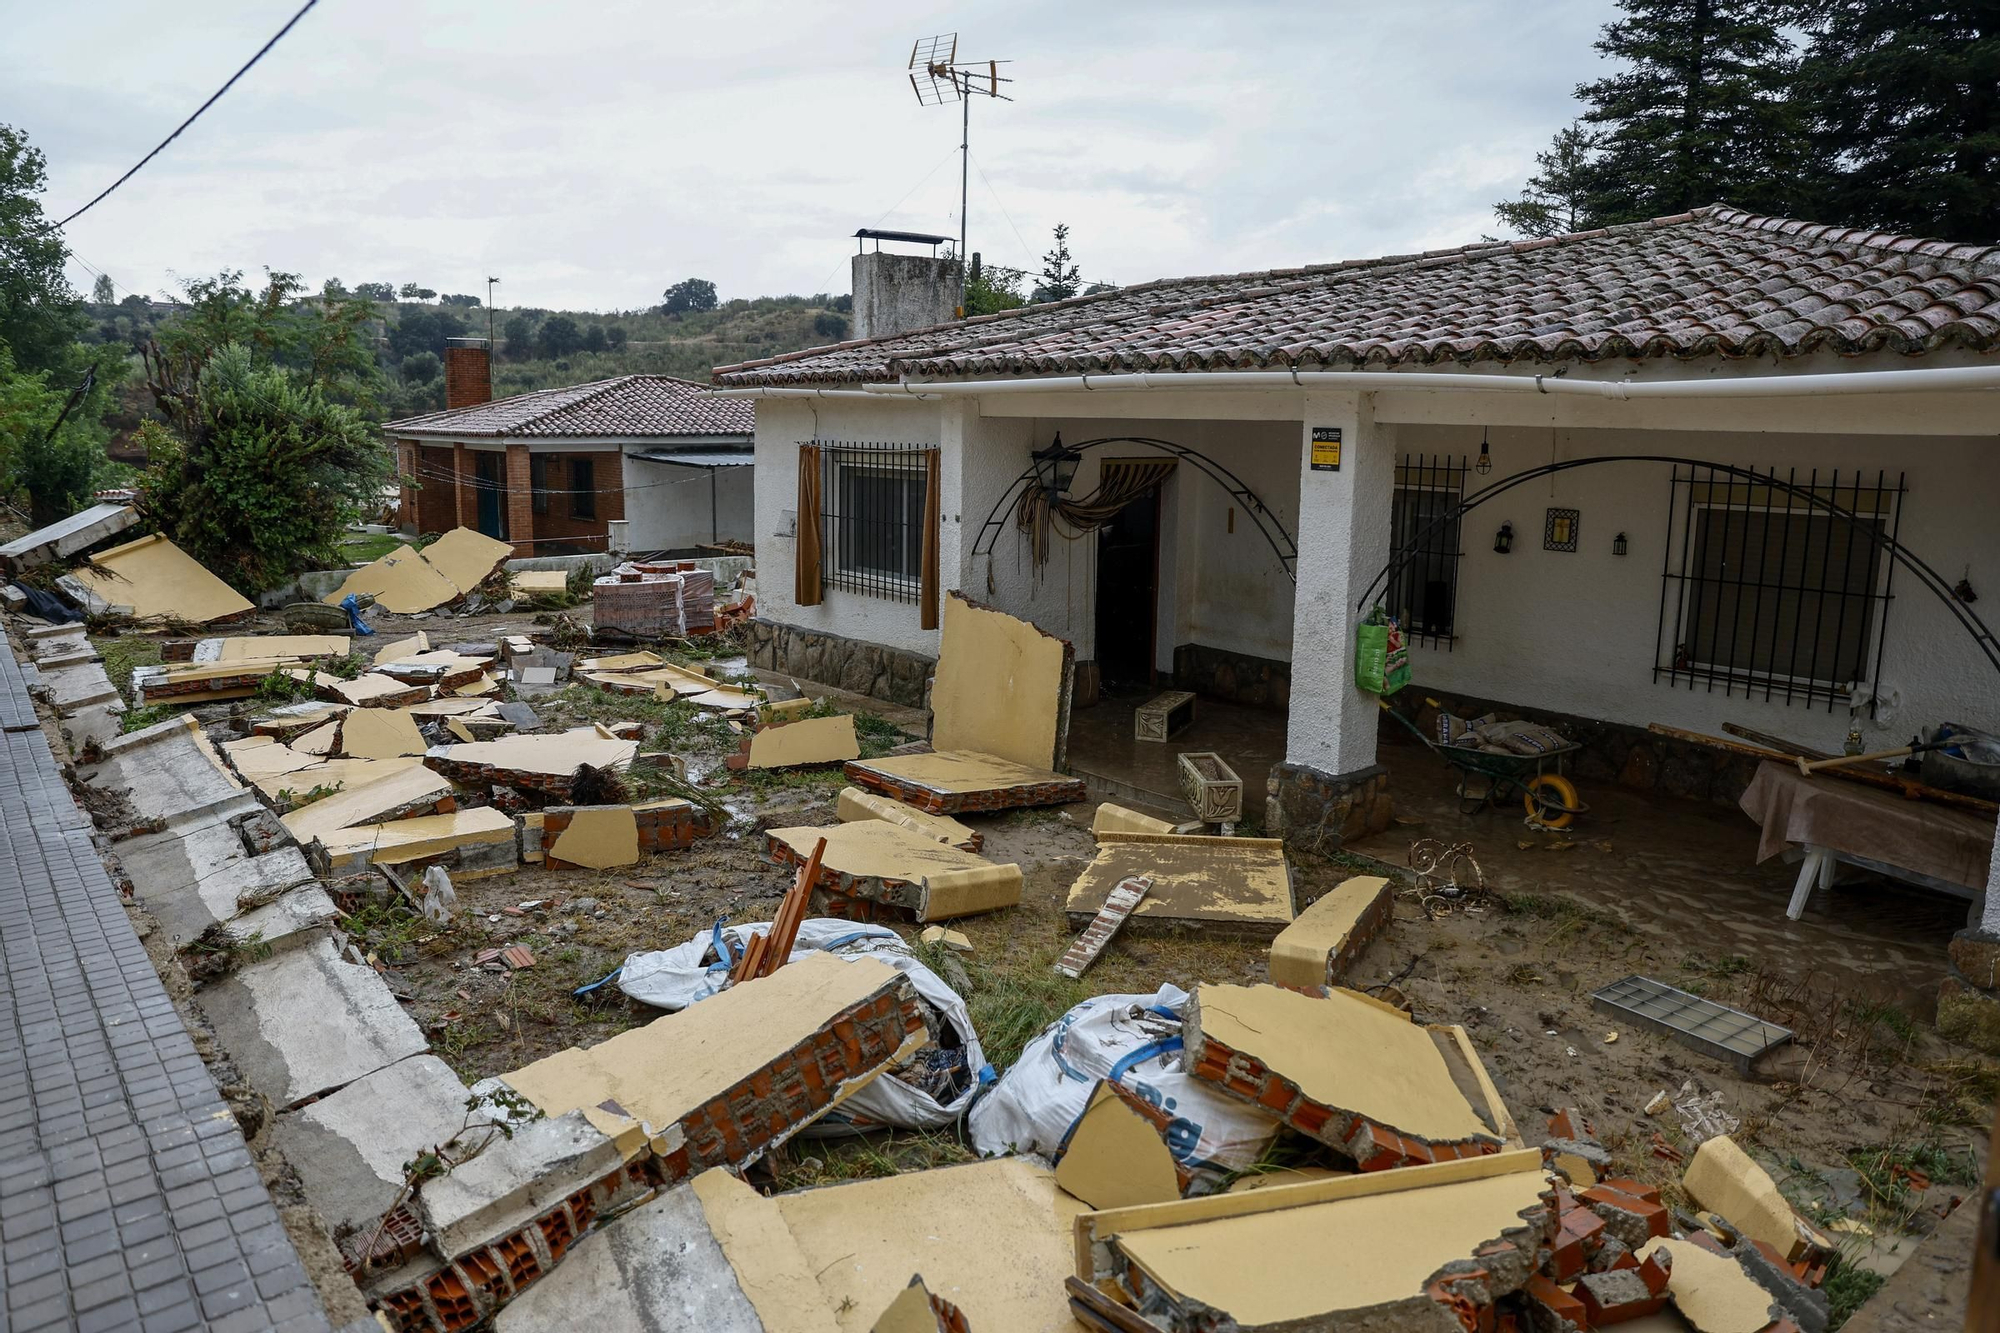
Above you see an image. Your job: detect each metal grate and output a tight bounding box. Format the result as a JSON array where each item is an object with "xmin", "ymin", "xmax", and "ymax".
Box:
[
  {"xmin": 1655, "ymin": 464, "xmax": 1904, "ymax": 713},
  {"xmin": 1591, "ymin": 974, "xmax": 1792, "ymax": 1072},
  {"xmin": 1389, "ymin": 454, "xmax": 1467, "ymax": 647},
  {"xmin": 821, "ymin": 442, "xmax": 933, "ymax": 602}
]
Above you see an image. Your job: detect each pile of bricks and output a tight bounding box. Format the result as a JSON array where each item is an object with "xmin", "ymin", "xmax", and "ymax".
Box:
[{"xmin": 590, "ymin": 560, "xmax": 721, "ymax": 638}]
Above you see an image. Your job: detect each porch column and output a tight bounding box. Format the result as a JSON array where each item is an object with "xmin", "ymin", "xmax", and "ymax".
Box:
[
  {"xmin": 396, "ymin": 439, "xmax": 419, "ymax": 535},
  {"xmin": 1939, "ymin": 811, "xmax": 2000, "ymax": 1054},
  {"xmin": 504, "ymin": 444, "xmax": 534, "ymax": 556},
  {"xmin": 1268, "ymin": 390, "xmax": 1395, "ymax": 848},
  {"xmin": 452, "ymin": 442, "xmax": 471, "ymax": 530}
]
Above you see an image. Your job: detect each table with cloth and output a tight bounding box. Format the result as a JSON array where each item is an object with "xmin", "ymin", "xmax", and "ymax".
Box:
[{"xmin": 1738, "ymin": 761, "xmax": 1995, "ymax": 920}]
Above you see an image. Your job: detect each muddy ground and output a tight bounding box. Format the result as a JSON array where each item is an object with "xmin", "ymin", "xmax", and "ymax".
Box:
[{"xmin": 87, "ymin": 597, "xmax": 1997, "ymax": 1324}]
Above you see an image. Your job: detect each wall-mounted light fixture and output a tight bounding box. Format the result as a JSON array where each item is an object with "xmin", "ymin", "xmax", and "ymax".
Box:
[
  {"xmin": 1493, "ymin": 521, "xmax": 1514, "ymax": 555},
  {"xmin": 1031, "ymin": 432, "xmax": 1081, "ymax": 499},
  {"xmin": 1475, "ymin": 428, "xmax": 1492, "ymax": 475},
  {"xmin": 1613, "ymin": 531, "xmax": 1628, "ymax": 557}
]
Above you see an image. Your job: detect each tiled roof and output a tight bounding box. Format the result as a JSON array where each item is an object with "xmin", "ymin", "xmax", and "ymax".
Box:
[
  {"xmin": 387, "ymin": 375, "xmax": 755, "ymax": 438},
  {"xmin": 713, "ymin": 207, "xmax": 2000, "ymax": 385}
]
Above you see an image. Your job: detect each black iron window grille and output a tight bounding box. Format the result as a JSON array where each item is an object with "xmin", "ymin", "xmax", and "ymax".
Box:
[
  {"xmin": 1389, "ymin": 454, "xmax": 1467, "ymax": 647},
  {"xmin": 570, "ymin": 457, "xmax": 596, "ymax": 520},
  {"xmin": 1655, "ymin": 464, "xmax": 1905, "ymax": 713},
  {"xmin": 822, "ymin": 442, "xmax": 930, "ymax": 602},
  {"xmin": 529, "ymin": 454, "xmax": 549, "ymax": 515}
]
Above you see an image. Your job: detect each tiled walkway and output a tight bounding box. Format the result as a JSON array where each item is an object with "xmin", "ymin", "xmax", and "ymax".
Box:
[{"xmin": 0, "ymin": 641, "xmax": 335, "ymax": 1332}]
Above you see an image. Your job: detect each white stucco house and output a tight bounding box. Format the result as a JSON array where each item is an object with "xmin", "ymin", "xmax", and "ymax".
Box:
[{"xmin": 712, "ymin": 205, "xmax": 2000, "ymax": 956}]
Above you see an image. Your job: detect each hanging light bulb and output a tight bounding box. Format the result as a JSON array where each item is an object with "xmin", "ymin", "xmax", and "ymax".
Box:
[{"xmin": 1475, "ymin": 428, "xmax": 1492, "ymax": 475}]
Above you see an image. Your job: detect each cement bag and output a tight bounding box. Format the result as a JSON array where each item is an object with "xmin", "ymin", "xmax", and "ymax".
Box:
[
  {"xmin": 617, "ymin": 919, "xmax": 986, "ymax": 1133},
  {"xmin": 966, "ymin": 985, "xmax": 1280, "ymax": 1191}
]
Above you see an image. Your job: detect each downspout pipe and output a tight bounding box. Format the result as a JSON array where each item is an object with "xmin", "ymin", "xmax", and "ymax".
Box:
[{"xmin": 847, "ymin": 364, "xmax": 2000, "ymax": 399}]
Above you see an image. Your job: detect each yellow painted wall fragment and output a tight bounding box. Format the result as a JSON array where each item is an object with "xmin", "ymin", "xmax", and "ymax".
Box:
[
  {"xmin": 70, "ymin": 534, "xmax": 254, "ymax": 623},
  {"xmin": 372, "ymin": 632, "xmax": 429, "ymax": 664},
  {"xmin": 686, "ymin": 1171, "xmax": 840, "ymax": 1333},
  {"xmin": 500, "ymin": 953, "xmax": 906, "ymax": 1150},
  {"xmin": 323, "ymin": 544, "xmax": 459, "ymax": 613},
  {"xmin": 1191, "ymin": 983, "xmax": 1495, "ymax": 1142},
  {"xmin": 759, "ymin": 697, "xmax": 815, "ymax": 724},
  {"xmin": 1067, "ymin": 836, "xmax": 1294, "ymax": 932},
  {"xmin": 315, "ymin": 806, "xmax": 516, "ymax": 872},
  {"xmin": 916, "ymin": 865, "xmax": 1021, "ymax": 920},
  {"xmin": 1683, "ymin": 1136, "xmax": 1831, "ymax": 1261},
  {"xmin": 432, "ymin": 733, "xmax": 637, "ymax": 777},
  {"xmin": 338, "ymin": 708, "xmax": 428, "ymax": 760},
  {"xmin": 332, "ymin": 674, "xmax": 423, "ymax": 707},
  {"xmin": 748, "ymin": 714, "xmax": 860, "ymax": 768},
  {"xmin": 868, "ymin": 1279, "xmax": 943, "ymax": 1333},
  {"xmin": 1637, "ymin": 1238, "xmax": 1779, "ymax": 1333},
  {"xmin": 849, "ymin": 750, "xmax": 1067, "ymax": 797},
  {"xmin": 836, "ymin": 788, "xmax": 979, "ymax": 850},
  {"xmin": 1268, "ymin": 875, "xmax": 1393, "ymax": 989},
  {"xmin": 253, "ymin": 755, "xmax": 418, "ymax": 801},
  {"xmin": 216, "ymin": 635, "xmax": 347, "ymax": 661},
  {"xmin": 1092, "ymin": 803, "xmax": 1178, "ymax": 837},
  {"xmin": 292, "ymin": 720, "xmax": 339, "ymax": 755},
  {"xmin": 930, "ymin": 595, "xmax": 1067, "ymax": 770},
  {"xmin": 511, "ymin": 568, "xmax": 569, "ymax": 594},
  {"xmin": 281, "ymin": 766, "xmax": 454, "ymax": 844},
  {"xmin": 547, "ymin": 807, "xmax": 641, "ymax": 869},
  {"xmin": 1055, "ymin": 1082, "xmax": 1182, "ymax": 1212},
  {"xmin": 415, "ymin": 527, "xmax": 513, "ymax": 597}
]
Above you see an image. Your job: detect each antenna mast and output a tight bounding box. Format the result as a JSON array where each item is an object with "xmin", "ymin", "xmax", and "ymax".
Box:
[{"xmin": 907, "ymin": 34, "xmax": 1012, "ymax": 318}]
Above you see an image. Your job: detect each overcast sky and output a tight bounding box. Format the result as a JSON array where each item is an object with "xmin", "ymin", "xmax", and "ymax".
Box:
[{"xmin": 11, "ymin": 0, "xmax": 1621, "ymax": 312}]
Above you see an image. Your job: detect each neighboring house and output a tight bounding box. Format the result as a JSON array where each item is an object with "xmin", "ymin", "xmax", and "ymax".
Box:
[
  {"xmin": 715, "ymin": 205, "xmax": 2000, "ymax": 859},
  {"xmin": 386, "ymin": 340, "xmax": 755, "ymax": 556}
]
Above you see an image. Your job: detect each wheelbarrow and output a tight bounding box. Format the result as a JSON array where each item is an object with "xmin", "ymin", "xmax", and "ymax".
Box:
[{"xmin": 1378, "ymin": 699, "xmax": 1588, "ymax": 828}]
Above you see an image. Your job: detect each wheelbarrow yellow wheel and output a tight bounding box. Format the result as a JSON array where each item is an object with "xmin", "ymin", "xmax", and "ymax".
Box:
[{"xmin": 1523, "ymin": 774, "xmax": 1580, "ymax": 829}]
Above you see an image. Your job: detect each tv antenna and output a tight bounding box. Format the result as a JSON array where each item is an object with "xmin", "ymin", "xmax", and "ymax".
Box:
[{"xmin": 907, "ymin": 33, "xmax": 1012, "ymax": 317}]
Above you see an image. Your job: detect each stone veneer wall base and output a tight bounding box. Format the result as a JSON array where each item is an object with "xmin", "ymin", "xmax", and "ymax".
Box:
[
  {"xmin": 743, "ymin": 617, "xmax": 934, "ymax": 709},
  {"xmin": 1267, "ymin": 761, "xmax": 1392, "ymax": 852}
]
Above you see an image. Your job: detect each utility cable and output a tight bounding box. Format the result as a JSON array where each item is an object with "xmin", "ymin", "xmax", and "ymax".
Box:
[{"xmin": 46, "ymin": 0, "xmax": 319, "ymax": 231}]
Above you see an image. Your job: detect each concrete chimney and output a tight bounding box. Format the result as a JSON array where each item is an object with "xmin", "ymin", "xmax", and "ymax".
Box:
[
  {"xmin": 443, "ymin": 336, "xmax": 492, "ymax": 409},
  {"xmin": 851, "ymin": 231, "xmax": 960, "ymax": 340}
]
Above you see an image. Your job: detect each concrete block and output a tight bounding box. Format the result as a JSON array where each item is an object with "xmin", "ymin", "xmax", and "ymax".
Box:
[
  {"xmin": 219, "ymin": 882, "xmax": 338, "ymax": 955},
  {"xmin": 201, "ymin": 934, "xmax": 429, "ymax": 1107},
  {"xmin": 272, "ymin": 1055, "xmax": 471, "ymax": 1237},
  {"xmin": 118, "ymin": 816, "xmax": 315, "ymax": 942},
  {"xmin": 39, "ymin": 660, "xmax": 119, "ymax": 710},
  {"xmin": 83, "ymin": 715, "xmax": 245, "ymax": 821},
  {"xmin": 416, "ymin": 1110, "xmax": 629, "ymax": 1260},
  {"xmin": 1268, "ymin": 874, "xmax": 1394, "ymax": 989},
  {"xmin": 60, "ymin": 699, "xmax": 127, "ymax": 753}
]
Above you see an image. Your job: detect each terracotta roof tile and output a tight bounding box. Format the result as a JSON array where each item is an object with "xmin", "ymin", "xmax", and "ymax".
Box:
[
  {"xmin": 715, "ymin": 206, "xmax": 2000, "ymax": 386},
  {"xmin": 387, "ymin": 375, "xmax": 754, "ymax": 439}
]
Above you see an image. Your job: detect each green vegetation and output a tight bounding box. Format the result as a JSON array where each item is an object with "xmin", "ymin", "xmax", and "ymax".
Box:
[
  {"xmin": 340, "ymin": 532, "xmax": 401, "ymax": 563},
  {"xmin": 253, "ymin": 667, "xmax": 318, "ymax": 704},
  {"xmin": 1823, "ymin": 1263, "xmax": 1884, "ymax": 1330},
  {"xmin": 119, "ymin": 703, "xmax": 180, "ymax": 733},
  {"xmin": 1496, "ymin": 1, "xmax": 2000, "ymax": 242},
  {"xmin": 91, "ymin": 634, "xmax": 163, "ymax": 698},
  {"xmin": 771, "ymin": 1130, "xmax": 974, "ymax": 1191}
]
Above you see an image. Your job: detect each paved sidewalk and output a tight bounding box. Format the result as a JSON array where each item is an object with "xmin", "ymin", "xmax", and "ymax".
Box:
[{"xmin": 0, "ymin": 639, "xmax": 335, "ymax": 1332}]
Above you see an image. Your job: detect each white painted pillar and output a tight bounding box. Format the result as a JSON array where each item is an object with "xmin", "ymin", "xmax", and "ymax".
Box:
[
  {"xmin": 1982, "ymin": 809, "xmax": 2000, "ymax": 934},
  {"xmin": 1285, "ymin": 390, "xmax": 1395, "ymax": 777}
]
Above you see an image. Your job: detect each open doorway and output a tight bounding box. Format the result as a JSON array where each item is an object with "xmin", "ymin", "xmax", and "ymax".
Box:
[
  {"xmin": 473, "ymin": 452, "xmax": 506, "ymax": 540},
  {"xmin": 1094, "ymin": 486, "xmax": 1160, "ymax": 688}
]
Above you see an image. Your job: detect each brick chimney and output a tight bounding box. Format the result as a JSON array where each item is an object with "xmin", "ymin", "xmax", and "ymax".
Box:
[{"xmin": 444, "ymin": 336, "xmax": 492, "ymax": 409}]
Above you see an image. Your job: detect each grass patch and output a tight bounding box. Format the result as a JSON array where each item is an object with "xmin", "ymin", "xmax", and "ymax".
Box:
[
  {"xmin": 341, "ymin": 898, "xmax": 435, "ymax": 963},
  {"xmin": 770, "ymin": 1129, "xmax": 974, "ymax": 1192},
  {"xmin": 119, "ymin": 703, "xmax": 181, "ymax": 733},
  {"xmin": 962, "ymin": 952, "xmax": 1089, "ymax": 1071},
  {"xmin": 1848, "ymin": 998, "xmax": 1919, "ymax": 1045},
  {"xmin": 93, "ymin": 634, "xmax": 163, "ymax": 701},
  {"xmin": 1845, "ymin": 1136, "xmax": 1981, "ymax": 1211},
  {"xmin": 1823, "ymin": 1262, "xmax": 1884, "ymax": 1330},
  {"xmin": 254, "ymin": 668, "xmax": 317, "ymax": 704},
  {"xmin": 339, "ymin": 533, "xmax": 402, "ymax": 563}
]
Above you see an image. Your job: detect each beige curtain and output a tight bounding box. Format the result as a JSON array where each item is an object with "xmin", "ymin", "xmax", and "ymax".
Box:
[
  {"xmin": 795, "ymin": 444, "xmax": 823, "ymax": 606},
  {"xmin": 1015, "ymin": 457, "xmax": 1177, "ymax": 568},
  {"xmin": 920, "ymin": 448, "xmax": 942, "ymax": 630}
]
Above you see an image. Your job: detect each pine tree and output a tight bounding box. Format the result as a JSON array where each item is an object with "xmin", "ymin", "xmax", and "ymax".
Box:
[
  {"xmin": 1800, "ymin": 2, "xmax": 2000, "ymax": 242},
  {"xmin": 1575, "ymin": 0, "xmax": 1812, "ymax": 224},
  {"xmin": 1032, "ymin": 224, "xmax": 1082, "ymax": 303},
  {"xmin": 1493, "ymin": 122, "xmax": 1605, "ymax": 238}
]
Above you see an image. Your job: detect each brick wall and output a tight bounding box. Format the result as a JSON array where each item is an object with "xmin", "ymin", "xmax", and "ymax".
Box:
[
  {"xmin": 527, "ymin": 450, "xmax": 623, "ymax": 550},
  {"xmin": 415, "ymin": 445, "xmax": 458, "ymax": 536},
  {"xmin": 444, "ymin": 344, "xmax": 492, "ymax": 409},
  {"xmin": 505, "ymin": 445, "xmax": 534, "ymax": 557}
]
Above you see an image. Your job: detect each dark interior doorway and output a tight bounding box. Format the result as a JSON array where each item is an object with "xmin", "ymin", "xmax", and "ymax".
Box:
[
  {"xmin": 1095, "ymin": 486, "xmax": 1160, "ymax": 688},
  {"xmin": 473, "ymin": 452, "xmax": 506, "ymax": 540}
]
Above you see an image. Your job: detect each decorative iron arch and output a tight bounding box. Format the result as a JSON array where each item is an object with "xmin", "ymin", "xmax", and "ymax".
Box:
[
  {"xmin": 1359, "ymin": 455, "xmax": 2000, "ymax": 680},
  {"xmin": 970, "ymin": 436, "xmax": 1299, "ymax": 582}
]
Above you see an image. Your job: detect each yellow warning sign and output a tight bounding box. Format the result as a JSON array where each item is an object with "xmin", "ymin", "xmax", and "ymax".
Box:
[{"xmin": 1310, "ymin": 426, "xmax": 1342, "ymax": 472}]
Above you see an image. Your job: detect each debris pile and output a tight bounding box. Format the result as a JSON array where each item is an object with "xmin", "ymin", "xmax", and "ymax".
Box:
[
  {"xmin": 589, "ymin": 559, "xmax": 717, "ymax": 637},
  {"xmin": 324, "ymin": 527, "xmax": 514, "ymax": 614}
]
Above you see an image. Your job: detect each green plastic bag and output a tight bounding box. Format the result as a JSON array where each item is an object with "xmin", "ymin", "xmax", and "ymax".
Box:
[{"xmin": 1354, "ymin": 606, "xmax": 1411, "ymax": 696}]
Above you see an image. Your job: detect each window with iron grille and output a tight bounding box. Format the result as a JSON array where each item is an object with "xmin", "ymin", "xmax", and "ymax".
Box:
[
  {"xmin": 570, "ymin": 456, "xmax": 596, "ymax": 520},
  {"xmin": 529, "ymin": 454, "xmax": 549, "ymax": 515},
  {"xmin": 1656, "ymin": 465, "xmax": 1903, "ymax": 712},
  {"xmin": 822, "ymin": 443, "xmax": 929, "ymax": 601},
  {"xmin": 1388, "ymin": 454, "xmax": 1467, "ymax": 647}
]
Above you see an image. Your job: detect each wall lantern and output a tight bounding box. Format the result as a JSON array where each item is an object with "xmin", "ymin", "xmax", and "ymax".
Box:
[
  {"xmin": 1493, "ymin": 521, "xmax": 1514, "ymax": 555},
  {"xmin": 1474, "ymin": 428, "xmax": 1493, "ymax": 475},
  {"xmin": 1612, "ymin": 531, "xmax": 1629, "ymax": 557},
  {"xmin": 1032, "ymin": 432, "xmax": 1082, "ymax": 499}
]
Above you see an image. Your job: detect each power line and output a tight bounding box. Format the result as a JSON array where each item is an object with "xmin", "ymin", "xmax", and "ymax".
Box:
[
  {"xmin": 47, "ymin": 0, "xmax": 319, "ymax": 231},
  {"xmin": 969, "ymin": 149, "xmax": 1038, "ymax": 269}
]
